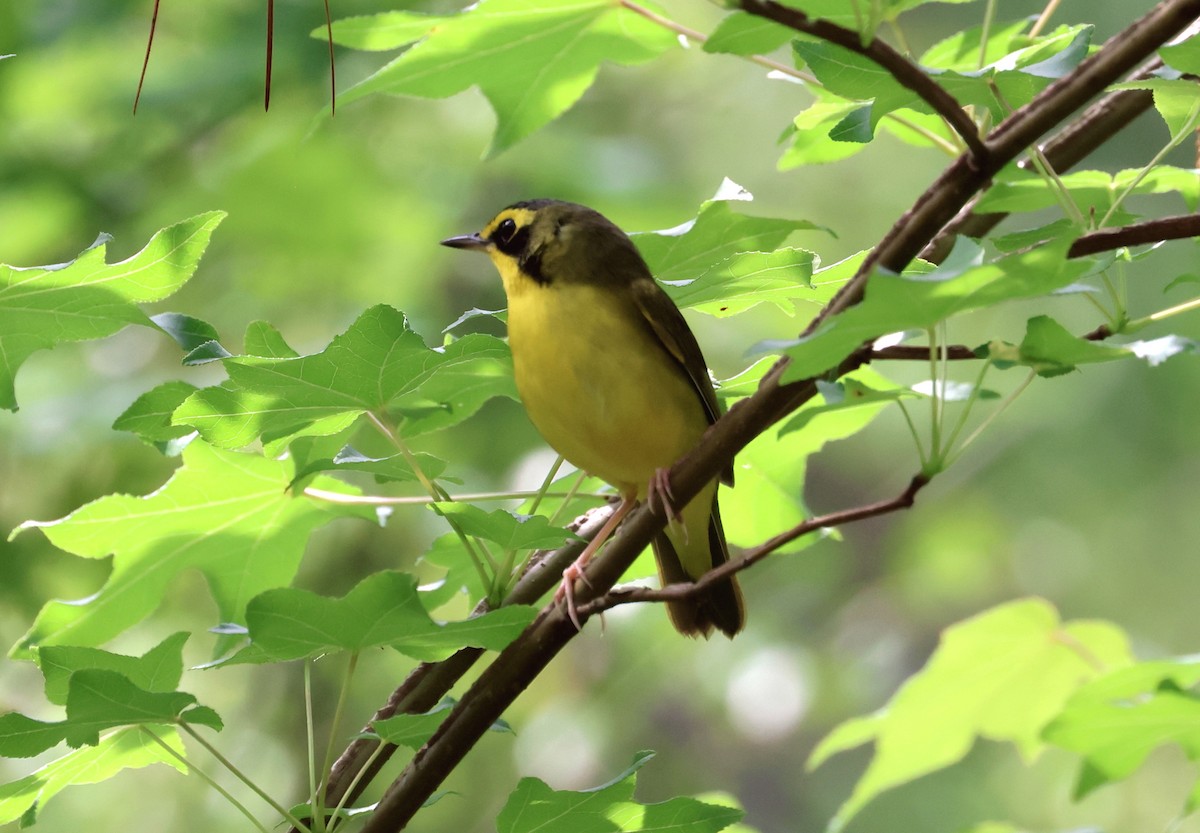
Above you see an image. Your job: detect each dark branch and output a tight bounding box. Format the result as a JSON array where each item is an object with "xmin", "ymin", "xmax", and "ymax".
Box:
[
  {"xmin": 738, "ymin": 0, "xmax": 988, "ymax": 162},
  {"xmin": 870, "ymin": 344, "xmax": 979, "ymax": 361},
  {"xmin": 1069, "ymin": 213, "xmax": 1200, "ymax": 257},
  {"xmin": 580, "ymin": 474, "xmax": 930, "ymax": 617}
]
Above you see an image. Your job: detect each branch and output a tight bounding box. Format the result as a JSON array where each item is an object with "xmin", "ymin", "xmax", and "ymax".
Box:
[
  {"xmin": 737, "ymin": 0, "xmax": 988, "ymax": 161},
  {"xmin": 580, "ymin": 474, "xmax": 930, "ymax": 618},
  {"xmin": 870, "ymin": 344, "xmax": 979, "ymax": 361},
  {"xmin": 1068, "ymin": 213, "xmax": 1200, "ymax": 257}
]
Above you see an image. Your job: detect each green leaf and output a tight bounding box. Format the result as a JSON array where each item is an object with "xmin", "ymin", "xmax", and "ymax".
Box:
[
  {"xmin": 1046, "ymin": 686, "xmax": 1200, "ymax": 805},
  {"xmin": 294, "ymin": 445, "xmax": 449, "ymax": 485},
  {"xmin": 919, "ymin": 18, "xmax": 1033, "ymax": 72},
  {"xmin": 664, "ymin": 248, "xmax": 820, "ymax": 317},
  {"xmin": 778, "ymin": 372, "xmax": 917, "ymax": 438},
  {"xmin": 62, "ymin": 670, "xmax": 220, "ymax": 748},
  {"xmin": 703, "ymin": 12, "xmax": 793, "ymax": 56},
  {"xmin": 372, "ymin": 700, "xmax": 513, "ymax": 750},
  {"xmin": 779, "ymin": 99, "xmax": 871, "ymax": 168},
  {"xmin": 633, "ymin": 180, "xmax": 822, "ymax": 283},
  {"xmin": 778, "ymin": 238, "xmax": 1092, "ymax": 382},
  {"xmin": 0, "ymin": 670, "xmax": 217, "ymax": 758},
  {"xmin": 0, "ymin": 211, "xmax": 225, "ymax": 411},
  {"xmin": 321, "ymin": 11, "xmax": 442, "ymax": 51},
  {"xmin": 1160, "ymin": 34, "xmax": 1200, "ymax": 74},
  {"xmin": 227, "ymin": 571, "xmax": 537, "ymax": 663},
  {"xmin": 0, "ymin": 726, "xmax": 186, "ymax": 827},
  {"xmin": 810, "ymin": 598, "xmax": 1132, "ymax": 831},
  {"xmin": 243, "ymin": 319, "xmax": 299, "ymax": 358},
  {"xmin": 976, "ymin": 165, "xmax": 1200, "ymax": 216},
  {"xmin": 174, "ymin": 305, "xmax": 517, "ymax": 449},
  {"xmin": 334, "ymin": 0, "xmax": 677, "ymax": 155},
  {"xmin": 113, "ymin": 381, "xmax": 199, "ymax": 447},
  {"xmin": 1112, "ymin": 77, "xmax": 1200, "ymax": 138},
  {"xmin": 12, "ymin": 441, "xmax": 369, "ymax": 652},
  {"xmin": 725, "ymin": 368, "xmax": 898, "ymax": 548},
  {"xmin": 372, "ymin": 706, "xmax": 454, "ymax": 750},
  {"xmin": 984, "ymin": 316, "xmax": 1199, "ymax": 375},
  {"xmin": 794, "ymin": 25, "xmax": 1090, "ymax": 139},
  {"xmin": 496, "ymin": 750, "xmax": 743, "ymax": 833},
  {"xmin": 431, "ymin": 503, "xmax": 578, "ymax": 552},
  {"xmin": 150, "ymin": 312, "xmax": 221, "ymax": 352},
  {"xmin": 35, "ymin": 632, "xmax": 191, "ymax": 706}
]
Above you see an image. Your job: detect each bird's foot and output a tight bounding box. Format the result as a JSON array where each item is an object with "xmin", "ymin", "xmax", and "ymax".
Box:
[{"xmin": 647, "ymin": 467, "xmax": 687, "ymax": 543}]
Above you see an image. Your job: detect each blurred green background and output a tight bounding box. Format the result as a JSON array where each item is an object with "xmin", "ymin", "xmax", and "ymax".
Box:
[{"xmin": 2, "ymin": 1, "xmax": 1199, "ymax": 831}]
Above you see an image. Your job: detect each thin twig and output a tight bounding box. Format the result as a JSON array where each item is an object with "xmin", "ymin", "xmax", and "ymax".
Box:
[
  {"xmin": 580, "ymin": 475, "xmax": 930, "ymax": 617},
  {"xmin": 1068, "ymin": 213, "xmax": 1200, "ymax": 257},
  {"xmin": 133, "ymin": 0, "xmax": 161, "ymax": 114},
  {"xmin": 737, "ymin": 0, "xmax": 988, "ymax": 161}
]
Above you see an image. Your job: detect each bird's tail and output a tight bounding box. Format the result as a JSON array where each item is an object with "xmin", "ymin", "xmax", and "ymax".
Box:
[{"xmin": 652, "ymin": 485, "xmax": 745, "ymax": 639}]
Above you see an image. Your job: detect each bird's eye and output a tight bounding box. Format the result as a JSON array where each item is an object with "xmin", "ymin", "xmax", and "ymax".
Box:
[{"xmin": 495, "ymin": 218, "xmax": 517, "ymax": 244}]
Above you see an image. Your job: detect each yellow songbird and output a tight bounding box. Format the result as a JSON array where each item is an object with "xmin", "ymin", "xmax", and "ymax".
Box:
[{"xmin": 442, "ymin": 200, "xmax": 744, "ymax": 638}]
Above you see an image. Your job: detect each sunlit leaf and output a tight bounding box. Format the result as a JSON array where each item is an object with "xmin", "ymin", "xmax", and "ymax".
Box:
[
  {"xmin": 174, "ymin": 305, "xmax": 516, "ymax": 449},
  {"xmin": 1046, "ymin": 680, "xmax": 1200, "ymax": 807},
  {"xmin": 0, "ymin": 212, "xmax": 225, "ymax": 411},
  {"xmin": 332, "ymin": 0, "xmax": 678, "ymax": 155},
  {"xmin": 984, "ymin": 316, "xmax": 1199, "ymax": 375},
  {"xmin": 976, "ymin": 165, "xmax": 1200, "ymax": 215},
  {"xmin": 778, "ymin": 238, "xmax": 1092, "ymax": 382},
  {"xmin": 0, "ymin": 727, "xmax": 185, "ymax": 827},
  {"xmin": 810, "ymin": 598, "xmax": 1131, "ymax": 831},
  {"xmin": 12, "ymin": 441, "xmax": 370, "ymax": 652},
  {"xmin": 634, "ymin": 180, "xmax": 822, "ymax": 283}
]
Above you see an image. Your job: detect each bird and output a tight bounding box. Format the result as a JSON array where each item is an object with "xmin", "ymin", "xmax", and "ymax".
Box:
[{"xmin": 441, "ymin": 199, "xmax": 744, "ymax": 638}]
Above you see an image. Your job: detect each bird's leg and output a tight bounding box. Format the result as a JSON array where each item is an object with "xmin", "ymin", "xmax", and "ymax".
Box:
[
  {"xmin": 647, "ymin": 467, "xmax": 687, "ymax": 544},
  {"xmin": 555, "ymin": 493, "xmax": 637, "ymax": 630}
]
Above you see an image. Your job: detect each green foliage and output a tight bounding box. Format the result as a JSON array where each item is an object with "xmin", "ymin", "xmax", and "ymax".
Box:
[
  {"xmin": 810, "ymin": 599, "xmax": 1132, "ymax": 830},
  {"xmin": 226, "ymin": 571, "xmax": 536, "ymax": 664},
  {"xmin": 496, "ymin": 751, "xmax": 744, "ymax": 833},
  {"xmin": 328, "ymin": 0, "xmax": 678, "ymax": 154},
  {"xmin": 0, "ymin": 212, "xmax": 224, "ymax": 411},
  {"xmin": 12, "ymin": 441, "xmax": 370, "ymax": 653},
  {"xmin": 4, "ymin": 2, "xmax": 1200, "ymax": 833}
]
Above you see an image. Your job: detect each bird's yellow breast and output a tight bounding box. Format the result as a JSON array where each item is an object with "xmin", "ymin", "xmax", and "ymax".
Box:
[{"xmin": 499, "ymin": 269, "xmax": 708, "ymax": 497}]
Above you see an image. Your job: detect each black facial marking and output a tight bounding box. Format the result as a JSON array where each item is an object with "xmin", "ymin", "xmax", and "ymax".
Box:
[{"xmin": 521, "ymin": 249, "xmax": 547, "ymax": 284}]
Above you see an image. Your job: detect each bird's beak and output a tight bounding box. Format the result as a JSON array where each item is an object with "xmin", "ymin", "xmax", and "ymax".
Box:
[{"xmin": 440, "ymin": 232, "xmax": 488, "ymax": 251}]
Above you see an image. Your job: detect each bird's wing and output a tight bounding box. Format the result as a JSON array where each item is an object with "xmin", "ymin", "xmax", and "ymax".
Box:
[{"xmin": 630, "ymin": 278, "xmax": 734, "ymax": 486}]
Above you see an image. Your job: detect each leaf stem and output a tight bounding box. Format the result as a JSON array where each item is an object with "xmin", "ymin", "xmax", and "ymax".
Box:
[
  {"xmin": 1127, "ymin": 294, "xmax": 1200, "ymax": 330},
  {"xmin": 978, "ymin": 0, "xmax": 997, "ymax": 70},
  {"xmin": 367, "ymin": 410, "xmax": 493, "ymax": 582},
  {"xmin": 1029, "ymin": 0, "xmax": 1063, "ymax": 38},
  {"xmin": 181, "ymin": 722, "xmax": 311, "ymax": 831},
  {"xmin": 305, "ymin": 660, "xmax": 319, "ymax": 830},
  {"xmin": 303, "ymin": 487, "xmax": 604, "ymax": 506},
  {"xmin": 946, "ymin": 369, "xmax": 1037, "ymax": 466},
  {"xmin": 143, "ymin": 727, "xmax": 276, "ymax": 833},
  {"xmin": 318, "ymin": 652, "xmax": 360, "ymax": 829}
]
